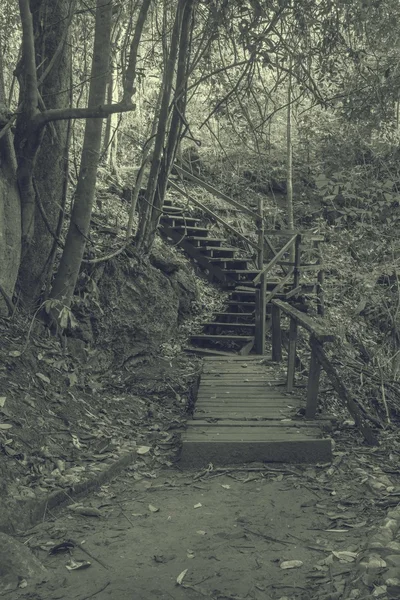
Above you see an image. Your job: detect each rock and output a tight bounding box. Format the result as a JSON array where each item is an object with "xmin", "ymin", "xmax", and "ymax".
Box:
[
  {"xmin": 386, "ymin": 554, "xmax": 400, "ymax": 567},
  {"xmin": 0, "ymin": 532, "xmax": 47, "ymax": 592}
]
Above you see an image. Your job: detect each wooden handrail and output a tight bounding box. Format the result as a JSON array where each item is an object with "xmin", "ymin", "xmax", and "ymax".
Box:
[
  {"xmin": 253, "ymin": 235, "xmax": 298, "ymax": 284},
  {"xmin": 168, "ymin": 180, "xmax": 260, "ymax": 250},
  {"xmin": 173, "ymin": 165, "xmax": 260, "ymax": 220},
  {"xmin": 271, "ymin": 299, "xmax": 335, "ymax": 343}
]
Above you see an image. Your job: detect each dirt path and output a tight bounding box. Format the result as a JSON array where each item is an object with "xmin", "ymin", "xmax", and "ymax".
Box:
[{"xmin": 9, "ymin": 456, "xmax": 378, "ymax": 600}]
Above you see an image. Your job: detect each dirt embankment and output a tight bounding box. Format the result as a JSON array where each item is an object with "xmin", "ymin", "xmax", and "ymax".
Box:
[{"xmin": 0, "ymin": 240, "xmax": 203, "ymax": 534}]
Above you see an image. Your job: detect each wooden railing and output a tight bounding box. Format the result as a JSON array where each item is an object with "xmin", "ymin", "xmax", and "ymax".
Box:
[
  {"xmin": 270, "ymin": 299, "xmax": 377, "ymax": 445},
  {"xmin": 169, "ymin": 164, "xmax": 325, "ymax": 355}
]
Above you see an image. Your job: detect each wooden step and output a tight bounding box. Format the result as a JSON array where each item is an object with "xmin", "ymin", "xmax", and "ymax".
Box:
[
  {"xmin": 199, "ymin": 246, "xmax": 238, "ymax": 257},
  {"xmin": 186, "ymin": 237, "xmax": 224, "ymax": 247},
  {"xmin": 203, "ymin": 321, "xmax": 255, "ymax": 330},
  {"xmin": 179, "ymin": 427, "xmax": 332, "ymax": 467},
  {"xmin": 184, "ymin": 346, "xmax": 239, "ymax": 357},
  {"xmin": 190, "ymin": 334, "xmax": 254, "ymax": 343},
  {"xmin": 173, "ymin": 225, "xmax": 209, "ymax": 236},
  {"xmin": 213, "ymin": 312, "xmax": 254, "ymax": 320},
  {"xmin": 223, "ymin": 269, "xmax": 260, "ymax": 279},
  {"xmin": 160, "ymin": 216, "xmax": 200, "ymax": 227},
  {"xmin": 209, "ymin": 258, "xmax": 251, "ymax": 269}
]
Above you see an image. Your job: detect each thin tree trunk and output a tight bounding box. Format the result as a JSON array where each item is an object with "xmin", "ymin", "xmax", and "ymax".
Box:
[
  {"xmin": 153, "ymin": 0, "xmax": 194, "ymax": 225},
  {"xmin": 136, "ymin": 0, "xmax": 186, "ymax": 252},
  {"xmin": 286, "ymin": 63, "xmax": 294, "ymax": 261},
  {"xmin": 50, "ymin": 0, "xmax": 113, "ymax": 307}
]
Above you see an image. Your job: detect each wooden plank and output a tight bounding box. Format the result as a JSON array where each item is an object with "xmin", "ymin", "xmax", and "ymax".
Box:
[
  {"xmin": 309, "ymin": 336, "xmax": 377, "ymax": 445},
  {"xmin": 271, "ymin": 303, "xmax": 282, "ymax": 363},
  {"xmin": 264, "ymin": 271, "xmax": 294, "ymax": 304},
  {"xmin": 305, "ymin": 342, "xmax": 322, "ymax": 419},
  {"xmin": 189, "ymin": 419, "xmax": 332, "ymax": 428},
  {"xmin": 184, "ymin": 428, "xmax": 326, "ymax": 440},
  {"xmin": 272, "ymin": 299, "xmax": 336, "ymax": 343},
  {"xmin": 287, "ymin": 317, "xmax": 298, "ymax": 393},
  {"xmin": 184, "ymin": 347, "xmax": 239, "ymax": 357},
  {"xmin": 172, "ymin": 165, "xmax": 260, "ymax": 220},
  {"xmin": 179, "ymin": 438, "xmax": 332, "ymax": 467}
]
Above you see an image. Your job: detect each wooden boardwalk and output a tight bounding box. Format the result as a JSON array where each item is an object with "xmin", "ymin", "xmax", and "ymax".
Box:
[{"xmin": 179, "ymin": 356, "xmax": 332, "ymax": 467}]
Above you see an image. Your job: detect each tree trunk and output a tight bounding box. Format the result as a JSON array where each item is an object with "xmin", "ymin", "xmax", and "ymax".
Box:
[
  {"xmin": 0, "ymin": 48, "xmax": 21, "ymax": 315},
  {"xmin": 50, "ymin": 0, "xmax": 112, "ymax": 307},
  {"xmin": 103, "ymin": 57, "xmax": 119, "ymax": 174},
  {"xmin": 286, "ymin": 63, "xmax": 294, "ymax": 262},
  {"xmin": 16, "ymin": 0, "xmax": 72, "ymax": 305},
  {"xmin": 136, "ymin": 0, "xmax": 186, "ymax": 252},
  {"xmin": 154, "ymin": 0, "xmax": 194, "ymax": 225}
]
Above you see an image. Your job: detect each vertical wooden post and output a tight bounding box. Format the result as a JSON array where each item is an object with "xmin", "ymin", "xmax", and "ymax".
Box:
[
  {"xmin": 286, "ymin": 316, "xmax": 297, "ymax": 392},
  {"xmin": 314, "ymin": 241, "xmax": 325, "ymax": 316},
  {"xmin": 271, "ymin": 304, "xmax": 282, "ymax": 362},
  {"xmin": 255, "ymin": 197, "xmax": 266, "ymax": 355},
  {"xmin": 305, "ymin": 338, "xmax": 322, "ymax": 418},
  {"xmin": 293, "ymin": 234, "xmax": 301, "ymax": 290}
]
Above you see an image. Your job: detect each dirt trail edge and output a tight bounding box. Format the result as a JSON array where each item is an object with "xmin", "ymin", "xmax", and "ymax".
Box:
[{"xmin": 6, "ymin": 454, "xmax": 392, "ymax": 600}]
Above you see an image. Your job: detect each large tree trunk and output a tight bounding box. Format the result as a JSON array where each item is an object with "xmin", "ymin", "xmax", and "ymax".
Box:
[
  {"xmin": 50, "ymin": 0, "xmax": 112, "ymax": 308},
  {"xmin": 15, "ymin": 0, "xmax": 72, "ymax": 307},
  {"xmin": 0, "ymin": 49, "xmax": 21, "ymax": 315}
]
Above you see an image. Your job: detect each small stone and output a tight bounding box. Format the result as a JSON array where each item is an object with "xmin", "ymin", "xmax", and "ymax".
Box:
[
  {"xmin": 372, "ymin": 585, "xmax": 387, "ymax": 597},
  {"xmin": 372, "ymin": 529, "xmax": 394, "ymax": 544},
  {"xmin": 386, "ymin": 578, "xmax": 400, "ymax": 599},
  {"xmin": 386, "ymin": 541, "xmax": 400, "ymax": 554},
  {"xmin": 348, "ymin": 590, "xmax": 361, "ymax": 599},
  {"xmin": 383, "ymin": 518, "xmax": 399, "ymax": 534},
  {"xmin": 387, "ymin": 554, "xmax": 400, "ymax": 567},
  {"xmin": 360, "ymin": 556, "xmax": 387, "ymax": 570},
  {"xmin": 388, "ymin": 507, "xmax": 400, "ymax": 520}
]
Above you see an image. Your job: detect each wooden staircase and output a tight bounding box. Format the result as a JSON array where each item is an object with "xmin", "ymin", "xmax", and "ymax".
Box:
[{"xmin": 159, "ymin": 198, "xmax": 306, "ymax": 355}]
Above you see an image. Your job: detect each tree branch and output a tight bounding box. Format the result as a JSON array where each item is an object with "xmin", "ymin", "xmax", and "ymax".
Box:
[{"xmin": 34, "ymin": 101, "xmax": 135, "ymax": 126}]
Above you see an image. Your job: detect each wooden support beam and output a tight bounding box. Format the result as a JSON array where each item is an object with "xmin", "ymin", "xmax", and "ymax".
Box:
[
  {"xmin": 287, "ymin": 317, "xmax": 298, "ymax": 392},
  {"xmin": 272, "ymin": 299, "xmax": 335, "ymax": 343},
  {"xmin": 255, "ymin": 197, "xmax": 266, "ymax": 355},
  {"xmin": 271, "ymin": 304, "xmax": 282, "ymax": 362},
  {"xmin": 309, "ymin": 336, "xmax": 377, "ymax": 445},
  {"xmin": 305, "ymin": 340, "xmax": 322, "ymax": 418}
]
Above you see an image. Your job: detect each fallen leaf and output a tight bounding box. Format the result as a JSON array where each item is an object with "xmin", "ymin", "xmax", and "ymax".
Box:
[
  {"xmin": 221, "ymin": 484, "xmax": 231, "ymax": 489},
  {"xmin": 280, "ymin": 560, "xmax": 303, "ymax": 569},
  {"xmin": 196, "ymin": 530, "xmax": 206, "ymax": 535},
  {"xmin": 18, "ymin": 579, "xmax": 28, "ymax": 589},
  {"xmin": 149, "ymin": 504, "xmax": 159, "ymax": 513},
  {"xmin": 36, "ymin": 372, "xmax": 50, "ymax": 384},
  {"xmin": 68, "ymin": 505, "xmax": 101, "ymax": 517},
  {"xmin": 332, "ymin": 550, "xmax": 358, "ymax": 562},
  {"xmin": 0, "ymin": 424, "xmax": 12, "ymax": 430},
  {"xmin": 0, "ymin": 397, "xmax": 6, "ymax": 408},
  {"xmin": 9, "ymin": 351, "xmax": 21, "ymax": 357},
  {"xmin": 66, "ymin": 559, "xmax": 91, "ymax": 571},
  {"xmin": 176, "ymin": 569, "xmax": 188, "ymax": 585},
  {"xmin": 137, "ymin": 446, "xmax": 151, "ymax": 455},
  {"xmin": 194, "ymin": 503, "xmax": 202, "ymax": 509}
]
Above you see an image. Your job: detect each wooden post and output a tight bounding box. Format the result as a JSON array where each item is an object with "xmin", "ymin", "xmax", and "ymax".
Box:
[
  {"xmin": 305, "ymin": 339, "xmax": 322, "ymax": 418},
  {"xmin": 255, "ymin": 197, "xmax": 266, "ymax": 355},
  {"xmin": 293, "ymin": 234, "xmax": 301, "ymax": 290},
  {"xmin": 271, "ymin": 304, "xmax": 282, "ymax": 362},
  {"xmin": 314, "ymin": 241, "xmax": 325, "ymax": 316},
  {"xmin": 286, "ymin": 317, "xmax": 297, "ymax": 392}
]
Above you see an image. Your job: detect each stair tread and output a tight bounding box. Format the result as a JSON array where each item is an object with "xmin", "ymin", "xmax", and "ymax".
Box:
[
  {"xmin": 200, "ymin": 246, "xmax": 239, "ymax": 252},
  {"xmin": 210, "ymin": 257, "xmax": 252, "ymax": 263},
  {"xmin": 191, "ymin": 334, "xmax": 254, "ymax": 341},
  {"xmin": 223, "ymin": 269, "xmax": 260, "ymax": 274},
  {"xmin": 187, "ymin": 236, "xmax": 225, "ymax": 242},
  {"xmin": 203, "ymin": 321, "xmax": 255, "ymax": 328},
  {"xmin": 214, "ymin": 312, "xmax": 254, "ymax": 317}
]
